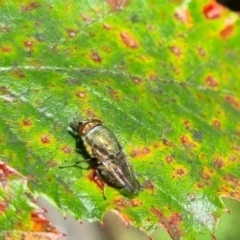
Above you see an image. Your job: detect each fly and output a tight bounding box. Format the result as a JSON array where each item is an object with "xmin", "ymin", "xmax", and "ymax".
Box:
[{"xmin": 63, "ymin": 119, "xmax": 141, "ymax": 198}]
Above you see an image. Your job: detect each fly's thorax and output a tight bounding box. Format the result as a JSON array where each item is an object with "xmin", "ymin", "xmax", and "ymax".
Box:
[
  {"xmin": 78, "ymin": 119, "xmax": 102, "ymax": 136},
  {"xmin": 85, "ymin": 125, "xmax": 121, "ymax": 156}
]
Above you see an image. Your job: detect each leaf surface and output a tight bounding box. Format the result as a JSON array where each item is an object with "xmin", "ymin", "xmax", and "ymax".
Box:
[{"xmin": 0, "ymin": 0, "xmax": 240, "ymax": 239}]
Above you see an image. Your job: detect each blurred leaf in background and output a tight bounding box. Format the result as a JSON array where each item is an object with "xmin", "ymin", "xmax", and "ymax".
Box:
[{"xmin": 0, "ymin": 0, "xmax": 240, "ymax": 239}]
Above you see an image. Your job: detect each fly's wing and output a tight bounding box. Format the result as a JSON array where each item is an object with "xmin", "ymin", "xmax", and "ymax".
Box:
[{"xmin": 101, "ymin": 151, "xmax": 140, "ymax": 195}]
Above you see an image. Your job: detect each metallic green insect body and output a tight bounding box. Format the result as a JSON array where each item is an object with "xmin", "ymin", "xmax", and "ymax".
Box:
[{"xmin": 70, "ymin": 119, "xmax": 140, "ymax": 198}]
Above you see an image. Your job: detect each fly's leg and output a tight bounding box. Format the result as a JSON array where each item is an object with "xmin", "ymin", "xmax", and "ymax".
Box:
[
  {"xmin": 59, "ymin": 159, "xmax": 92, "ymax": 170},
  {"xmin": 95, "ymin": 168, "xmax": 106, "ymax": 200}
]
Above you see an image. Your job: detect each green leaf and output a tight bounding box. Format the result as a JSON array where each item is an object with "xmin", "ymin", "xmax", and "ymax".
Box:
[
  {"xmin": 0, "ymin": 162, "xmax": 60, "ymax": 238},
  {"xmin": 0, "ymin": 0, "xmax": 240, "ymax": 239}
]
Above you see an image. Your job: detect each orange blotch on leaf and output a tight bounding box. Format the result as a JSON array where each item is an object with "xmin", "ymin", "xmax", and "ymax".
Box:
[
  {"xmin": 61, "ymin": 146, "xmax": 72, "ymax": 154},
  {"xmin": 21, "ymin": 118, "xmax": 33, "ymax": 128},
  {"xmin": 131, "ymin": 77, "xmax": 142, "ymax": 85},
  {"xmin": 225, "ymin": 95, "xmax": 240, "ymax": 110},
  {"xmin": 88, "ymin": 170, "xmax": 104, "ymax": 191},
  {"xmin": 165, "ymin": 155, "xmax": 174, "ymax": 164},
  {"xmin": 76, "ymin": 91, "xmax": 87, "ymax": 99},
  {"xmin": 202, "ymin": 3, "xmax": 221, "ymax": 19},
  {"xmin": 220, "ymin": 24, "xmax": 234, "ymax": 40},
  {"xmin": 0, "ymin": 161, "xmax": 19, "ymax": 178},
  {"xmin": 183, "ymin": 119, "xmax": 193, "ymax": 130},
  {"xmin": 196, "ymin": 47, "xmax": 206, "ymax": 57},
  {"xmin": 12, "ymin": 69, "xmax": 25, "ymax": 78},
  {"xmin": 114, "ymin": 198, "xmax": 142, "ymax": 208},
  {"xmin": 174, "ymin": 8, "xmax": 193, "ymax": 27},
  {"xmin": 106, "ymin": 0, "xmax": 128, "ymax": 10},
  {"xmin": 205, "ymin": 75, "xmax": 219, "ymax": 88},
  {"xmin": 31, "ymin": 210, "xmax": 58, "ymax": 232},
  {"xmin": 162, "ymin": 138, "xmax": 173, "ymax": 147},
  {"xmin": 108, "ymin": 88, "xmax": 121, "ymax": 101},
  {"xmin": 114, "ymin": 198, "xmax": 128, "ymax": 208},
  {"xmin": 213, "ymin": 157, "xmax": 224, "ymax": 168},
  {"xmin": 220, "ymin": 174, "xmax": 240, "ymax": 199},
  {"xmin": 151, "ymin": 207, "xmax": 183, "ymax": 240},
  {"xmin": 24, "ymin": 40, "xmax": 34, "ymax": 48},
  {"xmin": 120, "ymin": 31, "xmax": 139, "ymax": 49},
  {"xmin": 1, "ymin": 46, "xmax": 12, "ymax": 53},
  {"xmin": 102, "ymin": 23, "xmax": 113, "ymax": 30},
  {"xmin": 0, "ymin": 201, "xmax": 8, "ymax": 213},
  {"xmin": 66, "ymin": 29, "xmax": 77, "ymax": 38},
  {"xmin": 21, "ymin": 2, "xmax": 40, "ymax": 12},
  {"xmin": 90, "ymin": 51, "xmax": 102, "ymax": 63},
  {"xmin": 212, "ymin": 119, "xmax": 221, "ymax": 129},
  {"xmin": 200, "ymin": 167, "xmax": 215, "ymax": 180},
  {"xmin": 81, "ymin": 15, "xmax": 92, "ymax": 24},
  {"xmin": 172, "ymin": 166, "xmax": 188, "ymax": 179},
  {"xmin": 143, "ymin": 180, "xmax": 154, "ymax": 194},
  {"xmin": 180, "ymin": 135, "xmax": 197, "ymax": 148},
  {"xmin": 153, "ymin": 142, "xmax": 160, "ymax": 149},
  {"xmin": 40, "ymin": 135, "xmax": 51, "ymax": 144},
  {"xmin": 169, "ymin": 46, "xmax": 182, "ymax": 56},
  {"xmin": 130, "ymin": 146, "xmax": 151, "ymax": 158}
]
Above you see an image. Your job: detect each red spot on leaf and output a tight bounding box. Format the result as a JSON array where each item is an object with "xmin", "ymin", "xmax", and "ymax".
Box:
[
  {"xmin": 153, "ymin": 142, "xmax": 160, "ymax": 149},
  {"xmin": 1, "ymin": 46, "xmax": 12, "ymax": 53},
  {"xmin": 84, "ymin": 109, "xmax": 98, "ymax": 119},
  {"xmin": 120, "ymin": 31, "xmax": 139, "ymax": 49},
  {"xmin": 173, "ymin": 166, "xmax": 187, "ymax": 179},
  {"xmin": 88, "ymin": 170, "xmax": 104, "ymax": 191},
  {"xmin": 81, "ymin": 15, "xmax": 92, "ymax": 24},
  {"xmin": 130, "ymin": 147, "xmax": 151, "ymax": 158},
  {"xmin": 22, "ymin": 118, "xmax": 32, "ymax": 127},
  {"xmin": 225, "ymin": 95, "xmax": 240, "ymax": 110},
  {"xmin": 143, "ymin": 180, "xmax": 154, "ymax": 194},
  {"xmin": 102, "ymin": 23, "xmax": 113, "ymax": 30},
  {"xmin": 162, "ymin": 138, "xmax": 173, "ymax": 147},
  {"xmin": 13, "ymin": 69, "xmax": 25, "ymax": 78},
  {"xmin": 165, "ymin": 155, "xmax": 174, "ymax": 164},
  {"xmin": 21, "ymin": 2, "xmax": 40, "ymax": 12},
  {"xmin": 114, "ymin": 198, "xmax": 128, "ymax": 208},
  {"xmin": 66, "ymin": 29, "xmax": 77, "ymax": 38},
  {"xmin": 151, "ymin": 207, "xmax": 183, "ymax": 240},
  {"xmin": 180, "ymin": 135, "xmax": 191, "ymax": 147},
  {"xmin": 24, "ymin": 40, "xmax": 33, "ymax": 47},
  {"xmin": 202, "ymin": 3, "xmax": 221, "ymax": 19},
  {"xmin": 200, "ymin": 167, "xmax": 215, "ymax": 180},
  {"xmin": 212, "ymin": 119, "xmax": 221, "ymax": 128},
  {"xmin": 61, "ymin": 146, "xmax": 72, "ymax": 154},
  {"xmin": 108, "ymin": 88, "xmax": 120, "ymax": 101},
  {"xmin": 213, "ymin": 157, "xmax": 224, "ymax": 168},
  {"xmin": 0, "ymin": 201, "xmax": 8, "ymax": 214},
  {"xmin": 31, "ymin": 210, "xmax": 58, "ymax": 232},
  {"xmin": 169, "ymin": 46, "xmax": 181, "ymax": 56},
  {"xmin": 76, "ymin": 91, "xmax": 86, "ymax": 99},
  {"xmin": 220, "ymin": 24, "xmax": 234, "ymax": 40},
  {"xmin": 196, "ymin": 47, "xmax": 206, "ymax": 57},
  {"xmin": 174, "ymin": 9, "xmax": 191, "ymax": 24},
  {"xmin": 90, "ymin": 51, "xmax": 102, "ymax": 63},
  {"xmin": 0, "ymin": 161, "xmax": 18, "ymax": 179},
  {"xmin": 130, "ymin": 199, "xmax": 142, "ymax": 207},
  {"xmin": 106, "ymin": 0, "xmax": 128, "ymax": 10},
  {"xmin": 131, "ymin": 77, "xmax": 142, "ymax": 85},
  {"xmin": 183, "ymin": 119, "xmax": 192, "ymax": 130},
  {"xmin": 229, "ymin": 155, "xmax": 236, "ymax": 162},
  {"xmin": 40, "ymin": 135, "xmax": 51, "ymax": 144},
  {"xmin": 205, "ymin": 75, "xmax": 219, "ymax": 88}
]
